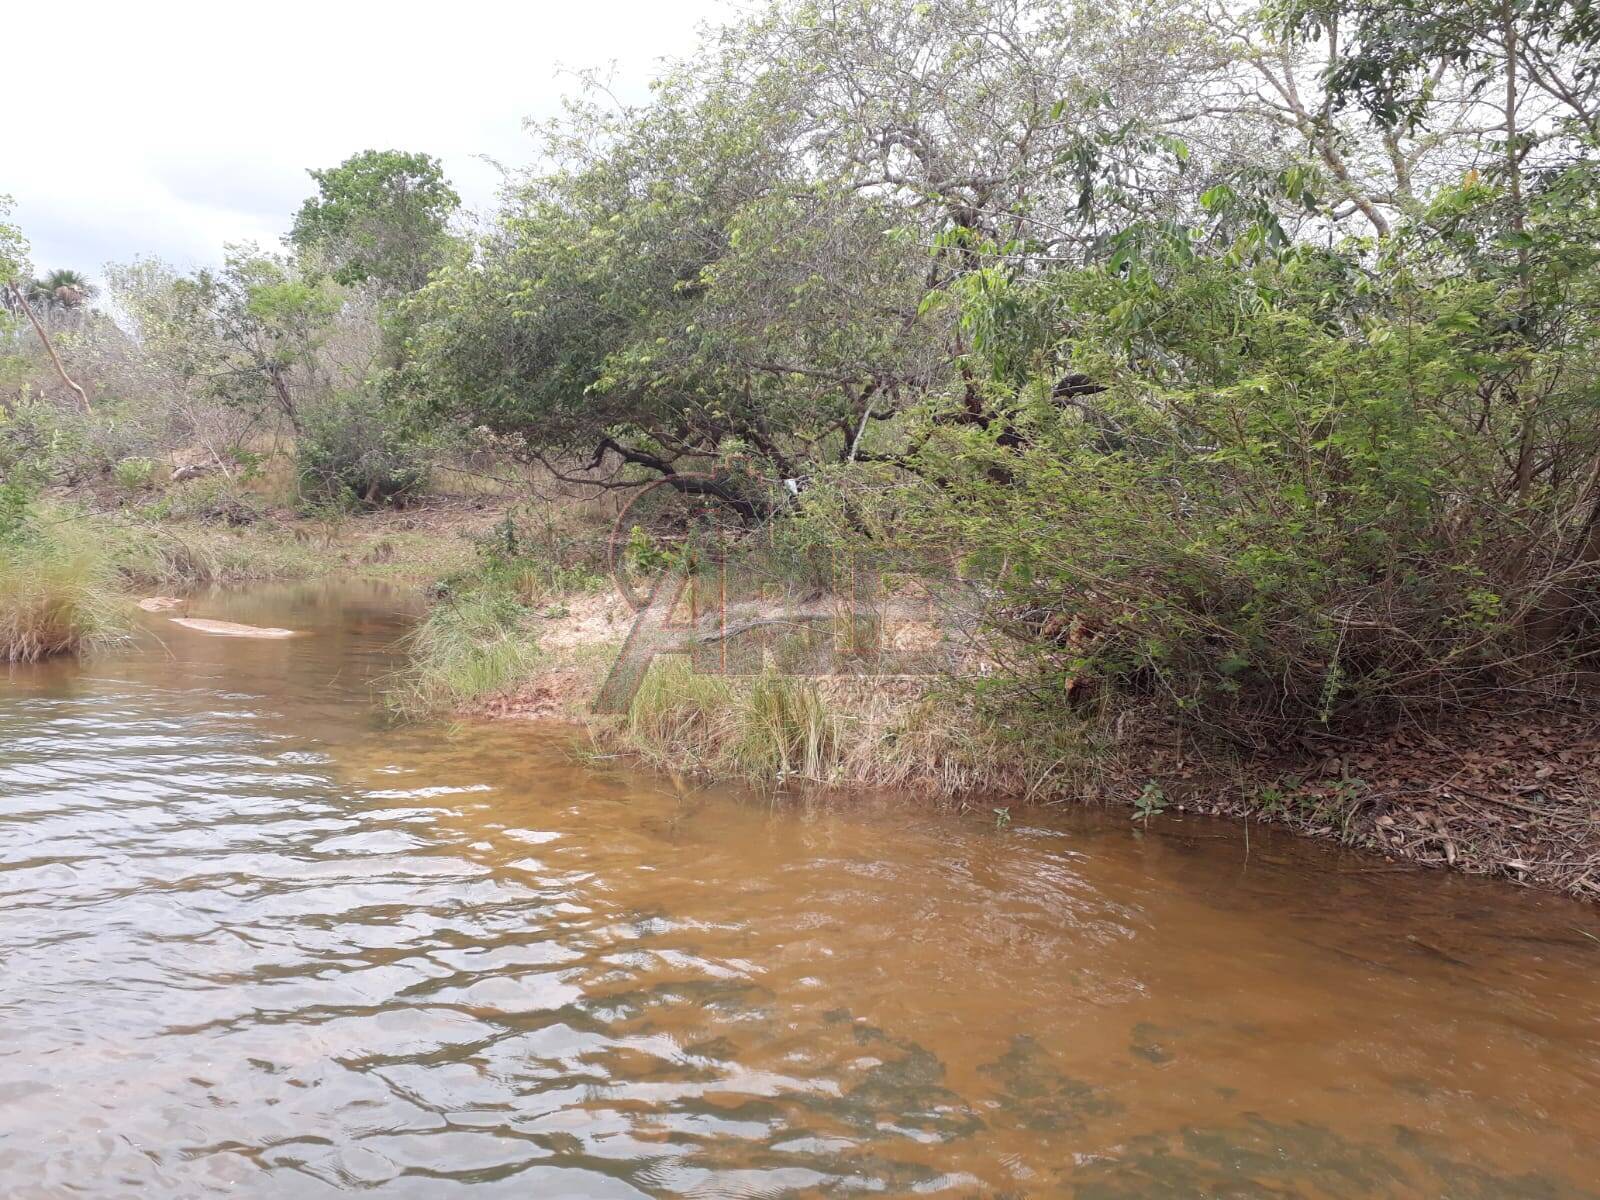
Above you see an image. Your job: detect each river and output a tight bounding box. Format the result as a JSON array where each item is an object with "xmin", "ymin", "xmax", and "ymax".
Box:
[{"xmin": 2, "ymin": 581, "xmax": 1597, "ymax": 1197}]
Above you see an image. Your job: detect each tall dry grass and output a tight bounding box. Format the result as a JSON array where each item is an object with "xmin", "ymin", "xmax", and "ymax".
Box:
[
  {"xmin": 606, "ymin": 658, "xmax": 1089, "ymax": 797},
  {"xmin": 0, "ymin": 519, "xmax": 125, "ymax": 662}
]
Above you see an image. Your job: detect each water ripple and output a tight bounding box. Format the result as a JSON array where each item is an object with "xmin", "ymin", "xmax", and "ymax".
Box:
[{"xmin": 2, "ymin": 582, "xmax": 1598, "ymax": 1197}]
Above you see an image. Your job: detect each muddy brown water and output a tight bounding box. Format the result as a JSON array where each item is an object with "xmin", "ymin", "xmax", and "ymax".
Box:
[{"xmin": 2, "ymin": 581, "xmax": 1597, "ymax": 1198}]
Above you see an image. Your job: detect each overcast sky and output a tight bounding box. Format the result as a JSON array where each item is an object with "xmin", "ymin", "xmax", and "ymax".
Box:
[{"xmin": 5, "ymin": 0, "xmax": 729, "ymax": 285}]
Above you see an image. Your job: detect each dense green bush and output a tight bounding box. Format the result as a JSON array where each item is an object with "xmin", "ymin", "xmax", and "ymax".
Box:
[
  {"xmin": 884, "ymin": 175, "xmax": 1600, "ymax": 743},
  {"xmin": 0, "ymin": 397, "xmax": 91, "ymax": 483},
  {"xmin": 295, "ymin": 391, "xmax": 429, "ymax": 507},
  {"xmin": 0, "ymin": 395, "xmax": 189, "ymax": 487}
]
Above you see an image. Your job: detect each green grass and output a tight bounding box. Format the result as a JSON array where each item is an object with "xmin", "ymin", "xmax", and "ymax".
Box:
[
  {"xmin": 392, "ymin": 587, "xmax": 543, "ymax": 715},
  {"xmin": 0, "ymin": 516, "xmax": 125, "ymax": 662},
  {"xmin": 102, "ymin": 510, "xmax": 477, "ymax": 592},
  {"xmin": 388, "ymin": 536, "xmax": 611, "ymax": 717}
]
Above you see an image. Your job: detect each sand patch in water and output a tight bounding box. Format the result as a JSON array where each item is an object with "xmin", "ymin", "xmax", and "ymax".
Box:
[{"xmin": 168, "ymin": 617, "xmax": 297, "ymax": 639}]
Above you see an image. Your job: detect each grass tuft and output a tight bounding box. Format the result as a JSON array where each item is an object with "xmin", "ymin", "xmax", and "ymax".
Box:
[
  {"xmin": 392, "ymin": 588, "xmax": 543, "ymax": 715},
  {"xmin": 604, "ymin": 658, "xmax": 1086, "ymax": 796},
  {"xmin": 0, "ymin": 515, "xmax": 125, "ymax": 662}
]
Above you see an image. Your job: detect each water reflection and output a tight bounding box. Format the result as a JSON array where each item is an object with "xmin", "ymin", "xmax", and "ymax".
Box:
[{"xmin": 1, "ymin": 581, "xmax": 1597, "ymax": 1197}]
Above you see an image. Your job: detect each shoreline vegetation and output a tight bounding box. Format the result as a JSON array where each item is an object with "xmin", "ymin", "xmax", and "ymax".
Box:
[
  {"xmin": 390, "ymin": 501, "xmax": 1600, "ymax": 902},
  {"xmin": 0, "ymin": 481, "xmax": 492, "ymax": 663},
  {"xmin": 5, "ymin": 0, "xmax": 1599, "ymax": 900},
  {"xmin": 5, "ymin": 466, "xmax": 1598, "ymax": 900}
]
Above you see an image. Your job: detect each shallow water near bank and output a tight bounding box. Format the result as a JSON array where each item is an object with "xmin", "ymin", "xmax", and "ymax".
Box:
[{"xmin": 2, "ymin": 581, "xmax": 1597, "ymax": 1198}]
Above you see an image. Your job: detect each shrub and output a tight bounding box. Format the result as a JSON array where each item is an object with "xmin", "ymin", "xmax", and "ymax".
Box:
[
  {"xmin": 0, "ymin": 396, "xmax": 88, "ymax": 484},
  {"xmin": 893, "ymin": 207, "xmax": 1600, "ymax": 746},
  {"xmin": 113, "ymin": 456, "xmax": 156, "ymax": 491},
  {"xmin": 296, "ymin": 391, "xmax": 429, "ymax": 507},
  {"xmin": 0, "ymin": 482, "xmax": 30, "ymax": 542},
  {"xmin": 0, "ymin": 394, "xmax": 204, "ymax": 488}
]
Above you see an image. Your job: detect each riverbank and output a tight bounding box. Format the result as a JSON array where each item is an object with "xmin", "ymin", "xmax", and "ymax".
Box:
[
  {"xmin": 410, "ymin": 585, "xmax": 1600, "ymax": 902},
  {"xmin": 0, "ymin": 490, "xmax": 506, "ymax": 662},
  {"xmin": 19, "ymin": 482, "xmax": 1593, "ymax": 901},
  {"xmin": 106, "ymin": 493, "xmax": 498, "ymax": 591}
]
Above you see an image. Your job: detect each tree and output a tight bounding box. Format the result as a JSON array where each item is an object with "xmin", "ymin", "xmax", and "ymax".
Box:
[
  {"xmin": 0, "ymin": 195, "xmax": 28, "ymax": 287},
  {"xmin": 0, "ymin": 196, "xmax": 30, "ymax": 327},
  {"xmin": 0, "ymin": 201, "xmax": 89, "ymax": 412},
  {"xmin": 1199, "ymin": 0, "xmax": 1600, "ymax": 240},
  {"xmin": 406, "ymin": 71, "xmax": 932, "ymax": 514},
  {"xmin": 110, "ymin": 249, "xmax": 343, "ymax": 434},
  {"xmin": 1285, "ymin": 0, "xmax": 1600, "ymax": 141},
  {"xmin": 290, "ymin": 149, "xmax": 461, "ymax": 294},
  {"xmin": 1256, "ymin": 0, "xmax": 1600, "ymax": 531},
  {"xmin": 405, "ymin": 0, "xmax": 1229, "ymax": 508},
  {"xmin": 27, "ymin": 269, "xmax": 96, "ymax": 314}
]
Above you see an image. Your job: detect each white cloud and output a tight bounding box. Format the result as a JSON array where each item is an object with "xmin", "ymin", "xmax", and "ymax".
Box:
[{"xmin": 4, "ymin": 0, "xmax": 730, "ymax": 281}]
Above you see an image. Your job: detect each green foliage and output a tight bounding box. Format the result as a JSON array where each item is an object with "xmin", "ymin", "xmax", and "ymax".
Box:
[
  {"xmin": 447, "ymin": 516, "xmax": 607, "ymax": 601},
  {"xmin": 887, "ymin": 163, "xmax": 1600, "ymax": 743},
  {"xmin": 1132, "ymin": 782, "xmax": 1168, "ymax": 824},
  {"xmin": 290, "ymin": 149, "xmax": 460, "ymax": 292},
  {"xmin": 0, "ymin": 385, "xmax": 258, "ymax": 492},
  {"xmin": 5, "ymin": 0, "xmax": 1598, "ymax": 804},
  {"xmin": 607, "ymin": 656, "xmax": 1060, "ymax": 794},
  {"xmin": 295, "ymin": 391, "xmax": 429, "ymax": 507},
  {"xmin": 108, "ymin": 249, "xmax": 343, "ymax": 433},
  {"xmin": 112, "ymin": 457, "xmax": 156, "ymax": 491},
  {"xmin": 0, "ymin": 194, "xmax": 28, "ymax": 283},
  {"xmin": 0, "ymin": 481, "xmax": 34, "ymax": 543},
  {"xmin": 395, "ymin": 584, "xmax": 543, "ymax": 715},
  {"xmin": 404, "ymin": 84, "xmax": 922, "ymax": 488},
  {"xmin": 402, "ymin": 0, "xmax": 1208, "ymax": 490},
  {"xmin": 0, "ymin": 397, "xmax": 101, "ymax": 485},
  {"xmin": 1276, "ymin": 0, "xmax": 1600, "ymax": 135},
  {"xmin": 395, "ymin": 518, "xmax": 608, "ymax": 715}
]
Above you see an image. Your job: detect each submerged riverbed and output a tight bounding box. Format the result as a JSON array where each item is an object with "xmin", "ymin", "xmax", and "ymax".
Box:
[{"xmin": 1, "ymin": 581, "xmax": 1597, "ymax": 1197}]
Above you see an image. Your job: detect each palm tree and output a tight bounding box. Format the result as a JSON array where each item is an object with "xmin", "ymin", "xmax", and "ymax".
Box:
[{"xmin": 28, "ymin": 268, "xmax": 96, "ymax": 312}]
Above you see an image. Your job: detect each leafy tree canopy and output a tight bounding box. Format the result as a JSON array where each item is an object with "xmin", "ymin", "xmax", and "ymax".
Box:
[
  {"xmin": 0, "ymin": 196, "xmax": 28, "ymax": 285},
  {"xmin": 290, "ymin": 149, "xmax": 461, "ymax": 293},
  {"xmin": 404, "ymin": 0, "xmax": 1229, "ymax": 503},
  {"xmin": 110, "ymin": 248, "xmax": 345, "ymax": 433},
  {"xmin": 1272, "ymin": 0, "xmax": 1600, "ymax": 138}
]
